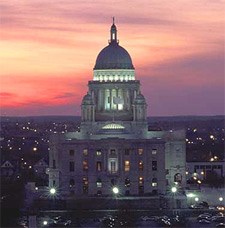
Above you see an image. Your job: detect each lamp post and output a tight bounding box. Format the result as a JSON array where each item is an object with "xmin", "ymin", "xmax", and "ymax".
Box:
[
  {"xmin": 171, "ymin": 186, "xmax": 177, "ymax": 216},
  {"xmin": 49, "ymin": 187, "xmax": 57, "ymax": 209}
]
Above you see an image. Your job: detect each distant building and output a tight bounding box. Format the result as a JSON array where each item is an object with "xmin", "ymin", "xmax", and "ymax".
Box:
[
  {"xmin": 33, "ymin": 157, "xmax": 48, "ymax": 179},
  {"xmin": 186, "ymin": 161, "xmax": 225, "ymax": 181},
  {"xmin": 1, "ymin": 160, "xmax": 16, "ymax": 178},
  {"xmin": 47, "ymin": 21, "xmax": 186, "ymax": 207}
]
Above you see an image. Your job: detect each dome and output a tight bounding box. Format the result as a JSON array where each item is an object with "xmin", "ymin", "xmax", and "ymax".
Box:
[
  {"xmin": 94, "ymin": 20, "xmax": 134, "ymax": 70},
  {"xmin": 94, "ymin": 42, "xmax": 134, "ymax": 70}
]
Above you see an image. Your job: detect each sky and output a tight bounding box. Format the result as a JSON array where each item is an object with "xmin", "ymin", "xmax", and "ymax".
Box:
[{"xmin": 1, "ymin": 0, "xmax": 224, "ymax": 117}]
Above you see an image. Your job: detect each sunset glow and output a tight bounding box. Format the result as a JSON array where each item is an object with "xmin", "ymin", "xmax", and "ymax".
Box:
[{"xmin": 1, "ymin": 0, "xmax": 224, "ymax": 116}]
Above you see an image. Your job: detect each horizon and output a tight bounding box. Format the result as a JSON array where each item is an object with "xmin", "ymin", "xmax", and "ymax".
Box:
[
  {"xmin": 1, "ymin": 0, "xmax": 224, "ymax": 116},
  {"xmin": 1, "ymin": 114, "xmax": 224, "ymax": 118}
]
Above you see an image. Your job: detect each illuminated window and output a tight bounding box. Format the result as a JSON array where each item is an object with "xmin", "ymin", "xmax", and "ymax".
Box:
[
  {"xmin": 125, "ymin": 178, "xmax": 130, "ymax": 187},
  {"xmin": 69, "ymin": 161, "xmax": 74, "ymax": 172},
  {"xmin": 139, "ymin": 177, "xmax": 144, "ymax": 185},
  {"xmin": 83, "ymin": 161, "xmax": 88, "ymax": 171},
  {"xmin": 96, "ymin": 178, "xmax": 102, "ymax": 188},
  {"xmin": 111, "ymin": 161, "xmax": 116, "ymax": 173},
  {"xmin": 152, "ymin": 149, "xmax": 157, "ymax": 155},
  {"xmin": 69, "ymin": 150, "xmax": 74, "ymax": 156},
  {"xmin": 152, "ymin": 161, "xmax": 157, "ymax": 171},
  {"xmin": 138, "ymin": 148, "xmax": 143, "ymax": 155},
  {"xmin": 124, "ymin": 160, "xmax": 130, "ymax": 172},
  {"xmin": 152, "ymin": 178, "xmax": 157, "ymax": 187},
  {"xmin": 96, "ymin": 161, "xmax": 102, "ymax": 171},
  {"xmin": 83, "ymin": 149, "xmax": 88, "ymax": 156},
  {"xmin": 139, "ymin": 161, "xmax": 144, "ymax": 171},
  {"xmin": 96, "ymin": 150, "xmax": 102, "ymax": 156},
  {"xmin": 83, "ymin": 177, "xmax": 88, "ymax": 194},
  {"xmin": 69, "ymin": 179, "xmax": 75, "ymax": 187}
]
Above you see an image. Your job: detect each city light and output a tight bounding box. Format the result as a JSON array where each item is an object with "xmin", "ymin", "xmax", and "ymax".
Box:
[
  {"xmin": 195, "ymin": 197, "xmax": 199, "ymax": 202},
  {"xmin": 219, "ymin": 197, "xmax": 223, "ymax": 202},
  {"xmin": 50, "ymin": 188, "xmax": 56, "ymax": 195},
  {"xmin": 33, "ymin": 147, "xmax": 37, "ymax": 151},
  {"xmin": 210, "ymin": 135, "xmax": 214, "ymax": 139},
  {"xmin": 187, "ymin": 193, "xmax": 196, "ymax": 198},
  {"xmin": 171, "ymin": 187, "xmax": 177, "ymax": 193},
  {"xmin": 112, "ymin": 187, "xmax": 119, "ymax": 194},
  {"xmin": 43, "ymin": 220, "xmax": 48, "ymax": 226},
  {"xmin": 201, "ymin": 171, "xmax": 204, "ymax": 175}
]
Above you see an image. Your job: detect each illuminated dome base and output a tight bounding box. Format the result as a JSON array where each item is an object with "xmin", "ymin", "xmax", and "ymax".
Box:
[{"xmin": 93, "ymin": 69, "xmax": 135, "ymax": 82}]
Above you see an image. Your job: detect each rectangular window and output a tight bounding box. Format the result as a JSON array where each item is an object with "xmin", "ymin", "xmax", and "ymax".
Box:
[
  {"xmin": 139, "ymin": 177, "xmax": 144, "ymax": 186},
  {"xmin": 108, "ymin": 97, "xmax": 110, "ymax": 103},
  {"xmin": 83, "ymin": 160, "xmax": 88, "ymax": 171},
  {"xmin": 139, "ymin": 161, "xmax": 144, "ymax": 171},
  {"xmin": 53, "ymin": 180, "xmax": 56, "ymax": 186},
  {"xmin": 152, "ymin": 178, "xmax": 158, "ymax": 187},
  {"xmin": 110, "ymin": 149, "xmax": 116, "ymax": 156},
  {"xmin": 53, "ymin": 159, "xmax": 56, "ymax": 169},
  {"xmin": 69, "ymin": 161, "xmax": 74, "ymax": 172},
  {"xmin": 124, "ymin": 160, "xmax": 130, "ymax": 172},
  {"xmin": 96, "ymin": 150, "xmax": 102, "ymax": 156},
  {"xmin": 110, "ymin": 161, "xmax": 116, "ymax": 173},
  {"xmin": 96, "ymin": 161, "xmax": 102, "ymax": 171},
  {"xmin": 152, "ymin": 161, "xmax": 157, "ymax": 171},
  {"xmin": 152, "ymin": 149, "xmax": 157, "ymax": 155},
  {"xmin": 69, "ymin": 149, "xmax": 74, "ymax": 156},
  {"xmin": 125, "ymin": 149, "xmax": 130, "ymax": 156},
  {"xmin": 83, "ymin": 149, "xmax": 88, "ymax": 156},
  {"xmin": 125, "ymin": 178, "xmax": 130, "ymax": 187},
  {"xmin": 96, "ymin": 179, "xmax": 102, "ymax": 188},
  {"xmin": 138, "ymin": 148, "xmax": 143, "ymax": 155},
  {"xmin": 83, "ymin": 177, "xmax": 88, "ymax": 194}
]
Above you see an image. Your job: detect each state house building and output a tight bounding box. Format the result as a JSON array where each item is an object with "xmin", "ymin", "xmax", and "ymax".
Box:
[{"xmin": 47, "ymin": 21, "xmax": 186, "ymax": 199}]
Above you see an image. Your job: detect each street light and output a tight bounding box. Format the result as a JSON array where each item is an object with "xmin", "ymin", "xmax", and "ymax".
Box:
[
  {"xmin": 219, "ymin": 197, "xmax": 223, "ymax": 202},
  {"xmin": 43, "ymin": 220, "xmax": 48, "ymax": 226},
  {"xmin": 195, "ymin": 197, "xmax": 199, "ymax": 202},
  {"xmin": 50, "ymin": 188, "xmax": 56, "ymax": 195},
  {"xmin": 112, "ymin": 187, "xmax": 119, "ymax": 195},
  {"xmin": 171, "ymin": 187, "xmax": 177, "ymax": 193}
]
